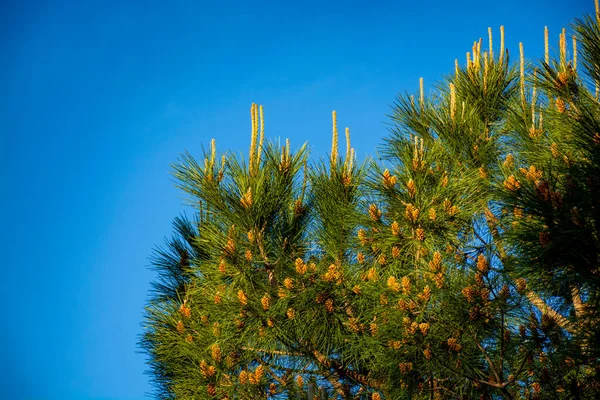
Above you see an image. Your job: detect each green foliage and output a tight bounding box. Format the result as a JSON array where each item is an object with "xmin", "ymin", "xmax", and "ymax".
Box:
[{"xmin": 141, "ymin": 11, "xmax": 600, "ymax": 400}]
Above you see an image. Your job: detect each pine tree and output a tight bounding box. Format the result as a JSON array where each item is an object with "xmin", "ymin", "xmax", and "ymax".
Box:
[{"xmin": 141, "ymin": 7, "xmax": 600, "ymax": 400}]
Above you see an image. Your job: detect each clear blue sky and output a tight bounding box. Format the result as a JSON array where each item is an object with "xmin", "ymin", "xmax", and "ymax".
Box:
[{"xmin": 0, "ymin": 0, "xmax": 592, "ymax": 398}]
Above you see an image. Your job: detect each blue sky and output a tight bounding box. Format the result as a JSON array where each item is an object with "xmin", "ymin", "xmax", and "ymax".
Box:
[{"xmin": 1, "ymin": 0, "xmax": 592, "ymax": 398}]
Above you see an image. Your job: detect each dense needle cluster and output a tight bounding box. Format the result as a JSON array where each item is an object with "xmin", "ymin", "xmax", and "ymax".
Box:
[{"xmin": 141, "ymin": 5, "xmax": 600, "ymax": 399}]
